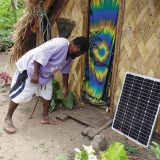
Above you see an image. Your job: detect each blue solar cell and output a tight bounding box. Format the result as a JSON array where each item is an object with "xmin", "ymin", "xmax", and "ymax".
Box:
[{"xmin": 112, "ymin": 72, "xmax": 160, "ymax": 147}]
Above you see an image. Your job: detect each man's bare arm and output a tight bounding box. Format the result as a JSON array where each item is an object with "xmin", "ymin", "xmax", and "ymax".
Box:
[
  {"xmin": 62, "ymin": 73, "xmax": 69, "ymax": 97},
  {"xmin": 30, "ymin": 61, "xmax": 41, "ymax": 84}
]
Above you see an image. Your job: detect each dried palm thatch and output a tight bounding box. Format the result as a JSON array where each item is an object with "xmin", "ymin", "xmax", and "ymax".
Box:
[{"xmin": 9, "ymin": 0, "xmax": 43, "ymax": 65}]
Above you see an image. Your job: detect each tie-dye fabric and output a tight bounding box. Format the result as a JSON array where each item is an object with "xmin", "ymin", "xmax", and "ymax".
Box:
[{"xmin": 82, "ymin": 0, "xmax": 119, "ymax": 106}]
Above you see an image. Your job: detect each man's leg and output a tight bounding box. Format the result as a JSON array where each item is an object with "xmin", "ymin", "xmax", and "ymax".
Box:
[
  {"xmin": 39, "ymin": 80, "xmax": 61, "ymax": 124},
  {"xmin": 41, "ymin": 98, "xmax": 50, "ymax": 123},
  {"xmin": 41, "ymin": 98, "xmax": 61, "ymax": 124},
  {"xmin": 38, "ymin": 80, "xmax": 52, "ymax": 124},
  {"xmin": 4, "ymin": 100, "xmax": 19, "ymax": 133}
]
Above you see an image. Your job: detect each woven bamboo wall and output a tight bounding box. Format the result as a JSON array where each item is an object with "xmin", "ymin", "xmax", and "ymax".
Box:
[
  {"xmin": 114, "ymin": 0, "xmax": 160, "ymax": 133},
  {"xmin": 51, "ymin": 0, "xmax": 84, "ymax": 98}
]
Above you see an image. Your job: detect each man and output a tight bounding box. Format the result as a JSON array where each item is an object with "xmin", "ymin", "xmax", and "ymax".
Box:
[{"xmin": 4, "ymin": 36, "xmax": 89, "ymax": 133}]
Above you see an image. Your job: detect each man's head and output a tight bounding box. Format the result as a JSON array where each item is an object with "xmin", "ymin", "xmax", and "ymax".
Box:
[{"xmin": 68, "ymin": 36, "xmax": 89, "ymax": 59}]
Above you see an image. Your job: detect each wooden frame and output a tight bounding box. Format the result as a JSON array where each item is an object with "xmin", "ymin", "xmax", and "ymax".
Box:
[
  {"xmin": 110, "ymin": 0, "xmax": 125, "ymax": 114},
  {"xmin": 80, "ymin": 0, "xmax": 89, "ymax": 96}
]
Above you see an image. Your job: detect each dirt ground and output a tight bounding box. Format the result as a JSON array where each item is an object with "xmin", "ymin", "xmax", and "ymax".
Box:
[
  {"xmin": 0, "ymin": 53, "xmax": 90, "ymax": 160},
  {"xmin": 0, "ymin": 53, "xmax": 157, "ymax": 160}
]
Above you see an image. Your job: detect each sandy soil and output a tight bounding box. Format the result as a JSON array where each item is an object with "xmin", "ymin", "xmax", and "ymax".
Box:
[
  {"xmin": 0, "ymin": 53, "xmax": 157, "ymax": 160},
  {"xmin": 0, "ymin": 53, "xmax": 90, "ymax": 160},
  {"xmin": 0, "ymin": 92, "xmax": 90, "ymax": 160}
]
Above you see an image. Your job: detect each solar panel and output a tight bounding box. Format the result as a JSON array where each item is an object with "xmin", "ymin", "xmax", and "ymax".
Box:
[{"xmin": 112, "ymin": 72, "xmax": 160, "ymax": 147}]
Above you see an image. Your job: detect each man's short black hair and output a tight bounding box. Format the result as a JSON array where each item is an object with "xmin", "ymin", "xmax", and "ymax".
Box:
[{"xmin": 72, "ymin": 36, "xmax": 89, "ymax": 52}]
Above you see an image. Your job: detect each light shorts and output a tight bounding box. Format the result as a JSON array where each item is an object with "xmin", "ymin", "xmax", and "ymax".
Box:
[{"xmin": 9, "ymin": 70, "xmax": 53, "ymax": 104}]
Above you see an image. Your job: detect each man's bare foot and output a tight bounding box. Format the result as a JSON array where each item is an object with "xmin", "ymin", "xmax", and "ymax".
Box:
[
  {"xmin": 41, "ymin": 118, "xmax": 62, "ymax": 125},
  {"xmin": 4, "ymin": 117, "xmax": 16, "ymax": 133}
]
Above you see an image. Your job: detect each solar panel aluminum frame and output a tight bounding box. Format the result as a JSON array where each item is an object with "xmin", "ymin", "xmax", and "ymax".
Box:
[{"xmin": 112, "ymin": 72, "xmax": 160, "ymax": 148}]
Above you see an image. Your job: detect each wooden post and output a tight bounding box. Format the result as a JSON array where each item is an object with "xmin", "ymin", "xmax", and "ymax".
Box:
[
  {"xmin": 80, "ymin": 0, "xmax": 89, "ymax": 96},
  {"xmin": 110, "ymin": 0, "xmax": 125, "ymax": 114},
  {"xmin": 49, "ymin": 0, "xmax": 70, "ymax": 25}
]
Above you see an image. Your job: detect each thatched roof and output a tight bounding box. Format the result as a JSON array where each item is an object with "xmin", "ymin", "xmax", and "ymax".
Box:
[
  {"xmin": 9, "ymin": 0, "xmax": 42, "ymax": 65},
  {"xmin": 9, "ymin": 0, "xmax": 71, "ymax": 65}
]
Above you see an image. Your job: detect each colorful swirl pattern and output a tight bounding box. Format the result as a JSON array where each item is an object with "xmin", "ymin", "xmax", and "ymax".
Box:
[{"xmin": 82, "ymin": 0, "xmax": 119, "ymax": 105}]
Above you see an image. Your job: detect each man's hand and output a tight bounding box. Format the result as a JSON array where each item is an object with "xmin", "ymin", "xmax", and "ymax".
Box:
[
  {"xmin": 63, "ymin": 88, "xmax": 68, "ymax": 97},
  {"xmin": 30, "ymin": 73, "xmax": 39, "ymax": 84}
]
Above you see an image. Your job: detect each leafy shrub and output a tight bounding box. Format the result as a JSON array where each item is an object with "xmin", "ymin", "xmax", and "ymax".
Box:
[
  {"xmin": 124, "ymin": 144, "xmax": 140, "ymax": 155},
  {"xmin": 0, "ymin": 0, "xmax": 25, "ymax": 52},
  {"xmin": 0, "ymin": 29, "xmax": 13, "ymax": 52},
  {"xmin": 150, "ymin": 141, "xmax": 160, "ymax": 160},
  {"xmin": 49, "ymin": 78, "xmax": 75, "ymax": 112},
  {"xmin": 100, "ymin": 142, "xmax": 128, "ymax": 160},
  {"xmin": 74, "ymin": 145, "xmax": 97, "ymax": 160},
  {"xmin": 74, "ymin": 143, "xmax": 128, "ymax": 160}
]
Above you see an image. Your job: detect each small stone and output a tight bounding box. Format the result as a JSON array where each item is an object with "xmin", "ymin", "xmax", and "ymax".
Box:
[
  {"xmin": 91, "ymin": 135, "xmax": 108, "ymax": 153},
  {"xmin": 81, "ymin": 126, "xmax": 94, "ymax": 136},
  {"xmin": 44, "ymin": 148, "xmax": 48, "ymax": 152}
]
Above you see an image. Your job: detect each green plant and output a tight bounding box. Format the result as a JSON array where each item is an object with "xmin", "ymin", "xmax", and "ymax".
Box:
[
  {"xmin": 0, "ymin": 30, "xmax": 13, "ymax": 52},
  {"xmin": 49, "ymin": 78, "xmax": 75, "ymax": 112},
  {"xmin": 124, "ymin": 144, "xmax": 140, "ymax": 155},
  {"xmin": 74, "ymin": 145, "xmax": 97, "ymax": 160},
  {"xmin": 150, "ymin": 141, "xmax": 160, "ymax": 160},
  {"xmin": 0, "ymin": 0, "xmax": 25, "ymax": 29},
  {"xmin": 100, "ymin": 142, "xmax": 128, "ymax": 160},
  {"xmin": 0, "ymin": 0, "xmax": 25, "ymax": 52}
]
